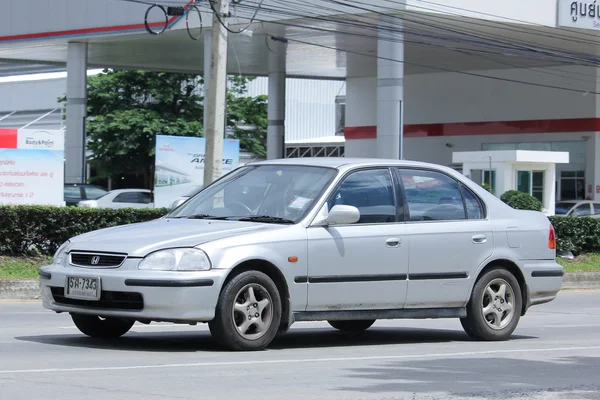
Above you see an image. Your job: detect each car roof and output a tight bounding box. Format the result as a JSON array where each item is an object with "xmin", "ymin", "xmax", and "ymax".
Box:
[
  {"xmin": 251, "ymin": 157, "xmax": 443, "ymax": 170},
  {"xmin": 556, "ymin": 200, "xmax": 594, "ymax": 204},
  {"xmin": 108, "ymin": 188, "xmax": 151, "ymax": 193}
]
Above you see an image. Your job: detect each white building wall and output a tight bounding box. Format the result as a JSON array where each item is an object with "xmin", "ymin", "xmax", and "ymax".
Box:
[
  {"xmin": 406, "ymin": 0, "xmax": 558, "ymax": 25},
  {"xmin": 404, "ymin": 66, "xmax": 596, "ymax": 124},
  {"xmin": 0, "ymin": 0, "xmax": 164, "ymax": 39}
]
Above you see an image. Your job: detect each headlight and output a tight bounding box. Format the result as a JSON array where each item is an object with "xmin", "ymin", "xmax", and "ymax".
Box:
[
  {"xmin": 138, "ymin": 248, "xmax": 212, "ymax": 271},
  {"xmin": 53, "ymin": 241, "xmax": 70, "ymax": 265}
]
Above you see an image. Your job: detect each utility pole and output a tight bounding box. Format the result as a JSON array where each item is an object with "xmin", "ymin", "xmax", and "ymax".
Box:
[{"xmin": 203, "ymin": 0, "xmax": 230, "ymax": 186}]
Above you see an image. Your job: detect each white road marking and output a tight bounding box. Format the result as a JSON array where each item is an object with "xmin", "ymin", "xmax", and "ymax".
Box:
[
  {"xmin": 542, "ymin": 324, "xmax": 600, "ymax": 328},
  {"xmin": 1, "ymin": 345, "xmax": 600, "ymax": 375}
]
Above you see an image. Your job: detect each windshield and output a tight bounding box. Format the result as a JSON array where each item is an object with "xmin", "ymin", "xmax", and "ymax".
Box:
[
  {"xmin": 167, "ymin": 164, "xmax": 338, "ymax": 223},
  {"xmin": 555, "ymin": 202, "xmax": 574, "ymax": 215}
]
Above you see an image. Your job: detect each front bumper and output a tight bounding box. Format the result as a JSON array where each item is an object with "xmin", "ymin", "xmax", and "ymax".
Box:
[{"xmin": 39, "ymin": 259, "xmax": 229, "ymax": 322}]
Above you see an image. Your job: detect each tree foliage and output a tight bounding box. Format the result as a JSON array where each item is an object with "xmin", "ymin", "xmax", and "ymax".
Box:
[{"xmin": 59, "ymin": 70, "xmax": 267, "ymax": 188}]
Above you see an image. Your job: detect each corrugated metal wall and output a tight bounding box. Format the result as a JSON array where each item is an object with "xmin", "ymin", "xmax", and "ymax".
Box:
[{"xmin": 245, "ymin": 77, "xmax": 345, "ymax": 142}]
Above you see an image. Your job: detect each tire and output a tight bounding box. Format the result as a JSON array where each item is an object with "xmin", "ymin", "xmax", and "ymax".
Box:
[
  {"xmin": 460, "ymin": 267, "xmax": 522, "ymax": 341},
  {"xmin": 71, "ymin": 314, "xmax": 134, "ymax": 338},
  {"xmin": 209, "ymin": 270, "xmax": 282, "ymax": 351},
  {"xmin": 328, "ymin": 319, "xmax": 375, "ymax": 333}
]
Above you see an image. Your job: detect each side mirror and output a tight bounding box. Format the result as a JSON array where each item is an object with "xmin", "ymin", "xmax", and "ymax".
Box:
[
  {"xmin": 171, "ymin": 199, "xmax": 186, "ymax": 210},
  {"xmin": 325, "ymin": 205, "xmax": 360, "ymax": 225}
]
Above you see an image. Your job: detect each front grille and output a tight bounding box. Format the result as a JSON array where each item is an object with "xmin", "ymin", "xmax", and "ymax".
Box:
[
  {"xmin": 70, "ymin": 252, "xmax": 126, "ymax": 268},
  {"xmin": 50, "ymin": 287, "xmax": 144, "ymax": 311}
]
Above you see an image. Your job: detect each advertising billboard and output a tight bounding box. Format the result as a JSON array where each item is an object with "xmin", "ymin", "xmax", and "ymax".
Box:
[
  {"xmin": 154, "ymin": 134, "xmax": 240, "ymax": 208},
  {"xmin": 0, "ymin": 128, "xmax": 65, "ymax": 206}
]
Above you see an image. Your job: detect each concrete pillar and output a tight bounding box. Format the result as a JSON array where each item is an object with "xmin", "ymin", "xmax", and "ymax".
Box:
[
  {"xmin": 203, "ymin": 30, "xmax": 212, "ymax": 129},
  {"xmin": 585, "ymin": 133, "xmax": 600, "ymax": 200},
  {"xmin": 65, "ymin": 42, "xmax": 88, "ymax": 184},
  {"xmin": 543, "ymin": 164, "xmax": 557, "ymax": 215},
  {"xmin": 377, "ymin": 16, "xmax": 404, "ymax": 160},
  {"xmin": 267, "ymin": 38, "xmax": 286, "ymax": 160},
  {"xmin": 344, "ymin": 77, "xmax": 377, "ymax": 157}
]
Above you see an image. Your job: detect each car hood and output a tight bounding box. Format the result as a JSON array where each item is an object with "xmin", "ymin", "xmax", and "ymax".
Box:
[{"xmin": 67, "ymin": 218, "xmax": 283, "ymax": 257}]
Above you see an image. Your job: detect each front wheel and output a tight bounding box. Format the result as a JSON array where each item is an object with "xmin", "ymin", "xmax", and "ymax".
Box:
[
  {"xmin": 460, "ymin": 268, "xmax": 522, "ymax": 341},
  {"xmin": 209, "ymin": 271, "xmax": 282, "ymax": 351},
  {"xmin": 71, "ymin": 314, "xmax": 134, "ymax": 338},
  {"xmin": 328, "ymin": 319, "xmax": 375, "ymax": 333}
]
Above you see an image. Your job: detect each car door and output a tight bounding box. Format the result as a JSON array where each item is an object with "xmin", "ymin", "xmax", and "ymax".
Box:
[
  {"xmin": 396, "ymin": 168, "xmax": 493, "ymax": 309},
  {"xmin": 305, "ymin": 167, "xmax": 410, "ymax": 311}
]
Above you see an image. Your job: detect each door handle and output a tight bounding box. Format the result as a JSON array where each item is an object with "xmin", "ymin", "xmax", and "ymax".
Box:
[
  {"xmin": 385, "ymin": 238, "xmax": 402, "ymax": 248},
  {"xmin": 472, "ymin": 234, "xmax": 487, "ymax": 244}
]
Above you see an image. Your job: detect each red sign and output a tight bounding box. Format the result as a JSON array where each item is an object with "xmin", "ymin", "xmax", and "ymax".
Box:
[
  {"xmin": 596, "ymin": 185, "xmax": 600, "ymax": 194},
  {"xmin": 0, "ymin": 129, "xmax": 17, "ymax": 149}
]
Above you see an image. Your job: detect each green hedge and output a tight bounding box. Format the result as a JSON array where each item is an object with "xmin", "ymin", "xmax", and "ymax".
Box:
[
  {"xmin": 0, "ymin": 206, "xmax": 598, "ymax": 257},
  {"xmin": 0, "ymin": 206, "xmax": 169, "ymax": 256},
  {"xmin": 548, "ymin": 216, "xmax": 600, "ymax": 255}
]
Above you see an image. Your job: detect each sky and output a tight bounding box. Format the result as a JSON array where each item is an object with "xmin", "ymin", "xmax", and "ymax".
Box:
[{"xmin": 0, "ymin": 69, "xmax": 105, "ymax": 84}]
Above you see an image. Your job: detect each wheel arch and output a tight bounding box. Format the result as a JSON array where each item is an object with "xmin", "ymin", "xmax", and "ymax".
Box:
[
  {"xmin": 473, "ymin": 259, "xmax": 529, "ymax": 316},
  {"xmin": 221, "ymin": 259, "xmax": 291, "ymax": 331}
]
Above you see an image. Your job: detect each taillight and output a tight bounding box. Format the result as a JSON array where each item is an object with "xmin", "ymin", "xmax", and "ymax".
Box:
[{"xmin": 548, "ymin": 224, "xmax": 556, "ymax": 250}]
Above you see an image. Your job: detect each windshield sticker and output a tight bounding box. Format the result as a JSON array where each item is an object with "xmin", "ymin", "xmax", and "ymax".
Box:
[{"xmin": 289, "ymin": 196, "xmax": 310, "ymax": 209}]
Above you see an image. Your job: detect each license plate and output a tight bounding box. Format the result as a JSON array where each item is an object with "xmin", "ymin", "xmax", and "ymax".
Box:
[{"xmin": 65, "ymin": 276, "xmax": 101, "ymax": 301}]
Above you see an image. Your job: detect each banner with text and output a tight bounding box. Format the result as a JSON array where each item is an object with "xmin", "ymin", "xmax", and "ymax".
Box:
[
  {"xmin": 154, "ymin": 135, "xmax": 240, "ymax": 208},
  {"xmin": 0, "ymin": 128, "xmax": 65, "ymax": 206}
]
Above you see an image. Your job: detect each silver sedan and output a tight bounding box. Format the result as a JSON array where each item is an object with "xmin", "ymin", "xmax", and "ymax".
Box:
[{"xmin": 40, "ymin": 158, "xmax": 564, "ymax": 351}]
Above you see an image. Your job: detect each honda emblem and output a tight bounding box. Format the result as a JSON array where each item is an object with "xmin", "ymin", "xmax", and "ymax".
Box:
[{"xmin": 91, "ymin": 256, "xmax": 100, "ymax": 265}]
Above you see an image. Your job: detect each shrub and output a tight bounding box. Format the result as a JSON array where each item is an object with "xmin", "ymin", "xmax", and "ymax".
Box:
[
  {"xmin": 500, "ymin": 190, "xmax": 543, "ymax": 212},
  {"xmin": 0, "ymin": 206, "xmax": 169, "ymax": 256},
  {"xmin": 480, "ymin": 183, "xmax": 494, "ymax": 194},
  {"xmin": 548, "ymin": 216, "xmax": 600, "ymax": 255}
]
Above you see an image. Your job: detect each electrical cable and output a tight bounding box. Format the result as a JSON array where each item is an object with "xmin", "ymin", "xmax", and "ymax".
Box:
[
  {"xmin": 116, "ymin": 0, "xmax": 600, "ymax": 88},
  {"xmin": 268, "ymin": 34, "xmax": 600, "ymax": 95},
  {"xmin": 185, "ymin": 3, "xmax": 203, "ymax": 40},
  {"xmin": 144, "ymin": 4, "xmax": 169, "ymax": 35},
  {"xmin": 225, "ymin": 0, "xmax": 600, "ymax": 84},
  {"xmin": 208, "ymin": 0, "xmax": 266, "ymax": 34}
]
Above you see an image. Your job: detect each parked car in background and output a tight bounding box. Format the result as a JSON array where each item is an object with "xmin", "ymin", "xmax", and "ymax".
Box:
[
  {"xmin": 555, "ymin": 200, "xmax": 600, "ymax": 217},
  {"xmin": 77, "ymin": 189, "xmax": 153, "ymax": 209},
  {"xmin": 41, "ymin": 158, "xmax": 562, "ymax": 351},
  {"xmin": 170, "ymin": 185, "xmax": 204, "ymax": 209},
  {"xmin": 64, "ymin": 184, "xmax": 108, "ymax": 206}
]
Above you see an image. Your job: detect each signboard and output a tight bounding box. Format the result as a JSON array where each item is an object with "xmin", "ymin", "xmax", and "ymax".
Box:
[
  {"xmin": 0, "ymin": 128, "xmax": 65, "ymax": 206},
  {"xmin": 558, "ymin": 0, "xmax": 600, "ymax": 30},
  {"xmin": 154, "ymin": 134, "xmax": 240, "ymax": 208}
]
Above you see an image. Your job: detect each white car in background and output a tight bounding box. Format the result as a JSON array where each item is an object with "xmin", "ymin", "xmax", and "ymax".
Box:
[
  {"xmin": 555, "ymin": 200, "xmax": 600, "ymax": 218},
  {"xmin": 170, "ymin": 185, "xmax": 204, "ymax": 209},
  {"xmin": 77, "ymin": 189, "xmax": 154, "ymax": 209}
]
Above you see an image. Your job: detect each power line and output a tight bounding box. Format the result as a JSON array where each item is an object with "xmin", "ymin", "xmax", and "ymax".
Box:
[{"xmin": 267, "ymin": 34, "xmax": 600, "ymax": 95}]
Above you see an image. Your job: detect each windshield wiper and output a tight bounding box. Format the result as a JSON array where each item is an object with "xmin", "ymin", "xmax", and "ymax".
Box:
[
  {"xmin": 185, "ymin": 214, "xmax": 230, "ymax": 220},
  {"xmin": 237, "ymin": 216, "xmax": 295, "ymax": 224}
]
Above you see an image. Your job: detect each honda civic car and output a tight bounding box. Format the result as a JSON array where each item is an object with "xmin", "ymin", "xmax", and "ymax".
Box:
[{"xmin": 40, "ymin": 158, "xmax": 563, "ymax": 351}]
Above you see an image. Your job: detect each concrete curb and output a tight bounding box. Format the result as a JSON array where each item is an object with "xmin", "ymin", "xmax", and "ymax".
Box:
[
  {"xmin": 561, "ymin": 272, "xmax": 600, "ymax": 290},
  {"xmin": 0, "ymin": 273, "xmax": 599, "ymax": 301},
  {"xmin": 0, "ymin": 279, "xmax": 40, "ymax": 300}
]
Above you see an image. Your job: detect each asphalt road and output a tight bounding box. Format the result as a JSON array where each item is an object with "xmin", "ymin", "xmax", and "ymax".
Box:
[{"xmin": 1, "ymin": 291, "xmax": 600, "ymax": 400}]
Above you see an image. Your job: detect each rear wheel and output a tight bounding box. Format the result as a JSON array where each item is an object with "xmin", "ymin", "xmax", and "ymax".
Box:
[
  {"xmin": 328, "ymin": 319, "xmax": 375, "ymax": 333},
  {"xmin": 460, "ymin": 267, "xmax": 522, "ymax": 341},
  {"xmin": 209, "ymin": 270, "xmax": 282, "ymax": 351},
  {"xmin": 71, "ymin": 314, "xmax": 134, "ymax": 338}
]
